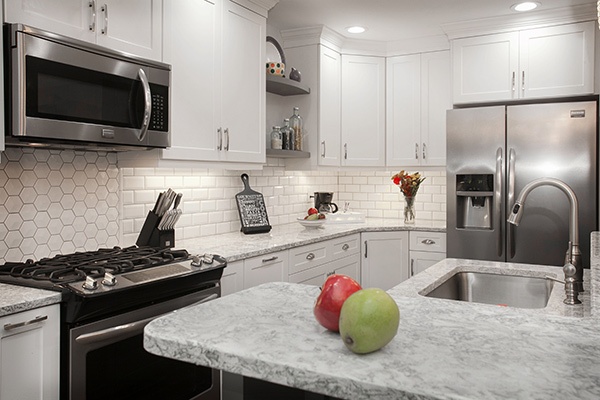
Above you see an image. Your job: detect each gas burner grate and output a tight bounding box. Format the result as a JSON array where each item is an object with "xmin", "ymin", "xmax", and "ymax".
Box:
[{"xmin": 0, "ymin": 246, "xmax": 190, "ymax": 284}]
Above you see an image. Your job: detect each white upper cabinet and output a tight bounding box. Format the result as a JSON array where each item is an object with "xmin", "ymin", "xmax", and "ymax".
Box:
[
  {"xmin": 161, "ymin": 0, "xmax": 266, "ymax": 164},
  {"xmin": 341, "ymin": 55, "xmax": 385, "ymax": 167},
  {"xmin": 452, "ymin": 21, "xmax": 594, "ymax": 104},
  {"xmin": 5, "ymin": 0, "xmax": 162, "ymax": 61},
  {"xmin": 387, "ymin": 51, "xmax": 450, "ymax": 167},
  {"xmin": 318, "ymin": 45, "xmax": 342, "ymax": 166}
]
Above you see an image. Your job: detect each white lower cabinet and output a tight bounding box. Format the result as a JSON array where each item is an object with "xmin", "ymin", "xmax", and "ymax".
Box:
[
  {"xmin": 361, "ymin": 231, "xmax": 409, "ymax": 290},
  {"xmin": 409, "ymin": 231, "xmax": 446, "ymax": 277},
  {"xmin": 220, "ymin": 259, "xmax": 244, "ymax": 296},
  {"xmin": 0, "ymin": 304, "xmax": 60, "ymax": 400},
  {"xmin": 289, "ymin": 234, "xmax": 361, "ymax": 286},
  {"xmin": 243, "ymin": 251, "xmax": 289, "ymax": 289}
]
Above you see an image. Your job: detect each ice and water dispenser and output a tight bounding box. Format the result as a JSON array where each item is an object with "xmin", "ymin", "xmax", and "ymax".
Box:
[{"xmin": 455, "ymin": 174, "xmax": 493, "ymax": 229}]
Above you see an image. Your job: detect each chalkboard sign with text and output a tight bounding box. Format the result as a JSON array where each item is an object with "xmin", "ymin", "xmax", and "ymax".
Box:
[{"xmin": 235, "ymin": 174, "xmax": 272, "ymax": 234}]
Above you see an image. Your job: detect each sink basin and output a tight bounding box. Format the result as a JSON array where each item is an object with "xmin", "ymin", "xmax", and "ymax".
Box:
[{"xmin": 422, "ymin": 271, "xmax": 554, "ymax": 309}]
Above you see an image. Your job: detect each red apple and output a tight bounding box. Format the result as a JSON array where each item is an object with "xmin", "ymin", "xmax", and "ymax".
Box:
[
  {"xmin": 307, "ymin": 207, "xmax": 318, "ymax": 215},
  {"xmin": 314, "ymin": 274, "xmax": 362, "ymax": 332}
]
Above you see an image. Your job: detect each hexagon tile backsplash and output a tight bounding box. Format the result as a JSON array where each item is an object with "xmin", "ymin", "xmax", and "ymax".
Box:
[{"xmin": 0, "ymin": 148, "xmax": 120, "ymax": 264}]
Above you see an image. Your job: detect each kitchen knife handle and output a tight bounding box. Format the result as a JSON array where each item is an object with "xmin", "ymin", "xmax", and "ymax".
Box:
[
  {"xmin": 88, "ymin": 1, "xmax": 96, "ymax": 32},
  {"xmin": 495, "ymin": 147, "xmax": 503, "ymax": 258}
]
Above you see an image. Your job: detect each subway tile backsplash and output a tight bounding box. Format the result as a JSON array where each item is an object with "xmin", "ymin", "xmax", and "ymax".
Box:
[{"xmin": 0, "ymin": 148, "xmax": 446, "ymax": 263}]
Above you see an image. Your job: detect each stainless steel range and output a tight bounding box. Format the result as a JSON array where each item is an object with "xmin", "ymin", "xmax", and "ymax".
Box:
[{"xmin": 0, "ymin": 246, "xmax": 226, "ymax": 400}]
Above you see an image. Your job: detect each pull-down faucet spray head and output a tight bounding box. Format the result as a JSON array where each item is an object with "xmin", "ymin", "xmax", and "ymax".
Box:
[{"xmin": 507, "ymin": 203, "xmax": 523, "ymax": 226}]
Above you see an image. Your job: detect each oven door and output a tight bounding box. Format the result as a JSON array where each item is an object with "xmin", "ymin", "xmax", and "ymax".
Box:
[
  {"xmin": 69, "ymin": 286, "xmax": 220, "ymax": 400},
  {"xmin": 9, "ymin": 26, "xmax": 169, "ymax": 149}
]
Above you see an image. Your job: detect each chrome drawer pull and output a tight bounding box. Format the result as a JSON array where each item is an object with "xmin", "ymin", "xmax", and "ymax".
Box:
[
  {"xmin": 342, "ymin": 244, "xmax": 350, "ymax": 251},
  {"xmin": 421, "ymin": 239, "xmax": 436, "ymax": 245},
  {"xmin": 306, "ymin": 253, "xmax": 315, "ymax": 260},
  {"xmin": 4, "ymin": 315, "xmax": 48, "ymax": 331},
  {"xmin": 262, "ymin": 256, "xmax": 278, "ymax": 263}
]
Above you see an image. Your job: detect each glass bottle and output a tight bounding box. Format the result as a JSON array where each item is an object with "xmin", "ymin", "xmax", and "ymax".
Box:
[
  {"xmin": 270, "ymin": 126, "xmax": 282, "ymax": 150},
  {"xmin": 281, "ymin": 119, "xmax": 293, "ymax": 150},
  {"xmin": 289, "ymin": 107, "xmax": 303, "ymax": 151}
]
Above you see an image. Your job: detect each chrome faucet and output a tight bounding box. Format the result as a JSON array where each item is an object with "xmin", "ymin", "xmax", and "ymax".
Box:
[{"xmin": 507, "ymin": 177, "xmax": 582, "ymax": 305}]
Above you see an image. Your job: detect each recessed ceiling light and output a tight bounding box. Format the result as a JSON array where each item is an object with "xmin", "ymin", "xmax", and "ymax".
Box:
[
  {"xmin": 511, "ymin": 2, "xmax": 541, "ymax": 12},
  {"xmin": 346, "ymin": 26, "xmax": 366, "ymax": 34}
]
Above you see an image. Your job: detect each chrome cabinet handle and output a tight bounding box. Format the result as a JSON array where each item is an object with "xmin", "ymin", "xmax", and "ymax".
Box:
[
  {"xmin": 224, "ymin": 128, "xmax": 230, "ymax": 151},
  {"xmin": 306, "ymin": 253, "xmax": 315, "ymax": 261},
  {"xmin": 422, "ymin": 143, "xmax": 426, "ymax": 159},
  {"xmin": 421, "ymin": 239, "xmax": 435, "ymax": 245},
  {"xmin": 521, "ymin": 71, "xmax": 525, "ymax": 94},
  {"xmin": 344, "ymin": 143, "xmax": 348, "ymax": 160},
  {"xmin": 217, "ymin": 128, "xmax": 223, "ymax": 150},
  {"xmin": 326, "ymin": 271, "xmax": 335, "ymax": 277},
  {"xmin": 415, "ymin": 143, "xmax": 419, "ymax": 159},
  {"xmin": 342, "ymin": 244, "xmax": 350, "ymax": 251},
  {"xmin": 511, "ymin": 71, "xmax": 516, "ymax": 93},
  {"xmin": 262, "ymin": 256, "xmax": 278, "ymax": 263},
  {"xmin": 495, "ymin": 147, "xmax": 504, "ymax": 257},
  {"xmin": 321, "ymin": 141, "xmax": 326, "ymax": 157},
  {"xmin": 137, "ymin": 69, "xmax": 152, "ymax": 142},
  {"xmin": 101, "ymin": 3, "xmax": 108, "ymax": 35},
  {"xmin": 4, "ymin": 315, "xmax": 48, "ymax": 331},
  {"xmin": 88, "ymin": 1, "xmax": 96, "ymax": 32},
  {"xmin": 410, "ymin": 259, "xmax": 414, "ymax": 276},
  {"xmin": 364, "ymin": 241, "xmax": 368, "ymax": 258}
]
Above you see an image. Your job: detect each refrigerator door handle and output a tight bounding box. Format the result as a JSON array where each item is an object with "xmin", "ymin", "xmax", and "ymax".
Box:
[
  {"xmin": 495, "ymin": 147, "xmax": 503, "ymax": 257},
  {"xmin": 507, "ymin": 148, "xmax": 516, "ymax": 258}
]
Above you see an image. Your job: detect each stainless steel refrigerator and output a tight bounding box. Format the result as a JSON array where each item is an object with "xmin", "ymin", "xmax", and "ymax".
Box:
[{"xmin": 446, "ymin": 101, "xmax": 597, "ymax": 268}]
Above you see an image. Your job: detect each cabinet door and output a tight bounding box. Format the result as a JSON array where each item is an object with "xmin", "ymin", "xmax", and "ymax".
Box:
[
  {"xmin": 519, "ymin": 22, "xmax": 594, "ymax": 99},
  {"xmin": 220, "ymin": 0, "xmax": 265, "ymax": 163},
  {"xmin": 5, "ymin": 0, "xmax": 94, "ymax": 42},
  {"xmin": 386, "ymin": 54, "xmax": 421, "ymax": 167},
  {"xmin": 96, "ymin": 0, "xmax": 162, "ymax": 61},
  {"xmin": 410, "ymin": 251, "xmax": 444, "ymax": 276},
  {"xmin": 318, "ymin": 45, "xmax": 341, "ymax": 166},
  {"xmin": 244, "ymin": 251, "xmax": 288, "ymax": 289},
  {"xmin": 341, "ymin": 55, "xmax": 385, "ymax": 166},
  {"xmin": 221, "ymin": 259, "xmax": 244, "ymax": 296},
  {"xmin": 0, "ymin": 305, "xmax": 60, "ymax": 400},
  {"xmin": 361, "ymin": 231, "xmax": 409, "ymax": 291},
  {"xmin": 161, "ymin": 0, "xmax": 220, "ymax": 161},
  {"xmin": 452, "ymin": 32, "xmax": 519, "ymax": 104},
  {"xmin": 420, "ymin": 51, "xmax": 450, "ymax": 166}
]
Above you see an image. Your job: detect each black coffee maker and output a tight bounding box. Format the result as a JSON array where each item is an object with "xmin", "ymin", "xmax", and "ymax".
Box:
[{"xmin": 312, "ymin": 192, "xmax": 338, "ymax": 213}]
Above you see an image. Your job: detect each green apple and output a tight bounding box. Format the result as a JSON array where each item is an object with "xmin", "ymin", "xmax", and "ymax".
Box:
[{"xmin": 339, "ymin": 288, "xmax": 400, "ymax": 354}]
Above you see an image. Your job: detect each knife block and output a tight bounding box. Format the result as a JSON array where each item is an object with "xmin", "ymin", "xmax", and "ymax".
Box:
[{"xmin": 136, "ymin": 211, "xmax": 175, "ymax": 248}]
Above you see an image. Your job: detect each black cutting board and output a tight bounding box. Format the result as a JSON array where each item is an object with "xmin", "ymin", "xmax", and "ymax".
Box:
[{"xmin": 235, "ymin": 174, "xmax": 272, "ymax": 234}]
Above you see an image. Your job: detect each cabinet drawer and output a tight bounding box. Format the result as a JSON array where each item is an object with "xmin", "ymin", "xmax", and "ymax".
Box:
[
  {"xmin": 244, "ymin": 251, "xmax": 288, "ymax": 289},
  {"xmin": 289, "ymin": 242, "xmax": 329, "ymax": 275},
  {"xmin": 289, "ymin": 254, "xmax": 361, "ymax": 286},
  {"xmin": 331, "ymin": 234, "xmax": 360, "ymax": 258},
  {"xmin": 409, "ymin": 231, "xmax": 446, "ymax": 253}
]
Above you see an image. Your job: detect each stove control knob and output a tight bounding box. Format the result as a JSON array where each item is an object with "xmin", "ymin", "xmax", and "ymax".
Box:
[
  {"xmin": 191, "ymin": 255, "xmax": 203, "ymax": 268},
  {"xmin": 82, "ymin": 276, "xmax": 98, "ymax": 291},
  {"xmin": 102, "ymin": 272, "xmax": 117, "ymax": 286}
]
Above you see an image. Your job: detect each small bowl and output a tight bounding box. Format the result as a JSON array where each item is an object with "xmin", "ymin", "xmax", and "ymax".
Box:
[
  {"xmin": 297, "ymin": 217, "xmax": 326, "ymax": 228},
  {"xmin": 266, "ymin": 62, "xmax": 285, "ymax": 77}
]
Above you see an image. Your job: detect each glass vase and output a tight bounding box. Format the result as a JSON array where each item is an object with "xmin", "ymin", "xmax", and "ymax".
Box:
[{"xmin": 404, "ymin": 196, "xmax": 415, "ymax": 225}]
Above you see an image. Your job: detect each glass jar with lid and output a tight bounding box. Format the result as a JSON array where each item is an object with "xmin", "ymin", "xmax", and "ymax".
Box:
[
  {"xmin": 281, "ymin": 118, "xmax": 293, "ymax": 150},
  {"xmin": 289, "ymin": 107, "xmax": 303, "ymax": 151},
  {"xmin": 270, "ymin": 126, "xmax": 282, "ymax": 150}
]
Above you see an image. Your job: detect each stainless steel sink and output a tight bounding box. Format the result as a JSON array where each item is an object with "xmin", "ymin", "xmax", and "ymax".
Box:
[{"xmin": 422, "ymin": 271, "xmax": 554, "ymax": 309}]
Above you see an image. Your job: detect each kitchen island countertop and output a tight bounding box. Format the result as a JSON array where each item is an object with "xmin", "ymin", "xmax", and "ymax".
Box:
[{"xmin": 144, "ymin": 233, "xmax": 600, "ymax": 400}]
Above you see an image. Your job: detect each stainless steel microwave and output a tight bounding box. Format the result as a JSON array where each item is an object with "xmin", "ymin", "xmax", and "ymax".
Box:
[{"xmin": 4, "ymin": 24, "xmax": 171, "ymax": 151}]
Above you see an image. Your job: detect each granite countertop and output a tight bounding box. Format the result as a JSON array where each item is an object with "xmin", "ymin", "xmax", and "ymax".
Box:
[
  {"xmin": 144, "ymin": 233, "xmax": 600, "ymax": 400},
  {"xmin": 179, "ymin": 218, "xmax": 445, "ymax": 261},
  {"xmin": 0, "ymin": 283, "xmax": 62, "ymax": 317}
]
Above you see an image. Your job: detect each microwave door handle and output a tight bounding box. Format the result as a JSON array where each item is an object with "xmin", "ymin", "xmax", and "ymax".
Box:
[{"xmin": 137, "ymin": 68, "xmax": 152, "ymax": 142}]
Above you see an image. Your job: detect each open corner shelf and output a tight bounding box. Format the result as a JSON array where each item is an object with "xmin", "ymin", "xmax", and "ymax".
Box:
[{"xmin": 266, "ymin": 75, "xmax": 310, "ymax": 96}]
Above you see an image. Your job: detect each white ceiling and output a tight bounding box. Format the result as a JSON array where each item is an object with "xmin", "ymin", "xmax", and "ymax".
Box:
[{"xmin": 267, "ymin": 0, "xmax": 597, "ymax": 42}]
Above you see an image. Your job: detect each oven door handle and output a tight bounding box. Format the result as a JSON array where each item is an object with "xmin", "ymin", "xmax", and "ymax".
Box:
[
  {"xmin": 75, "ymin": 293, "xmax": 218, "ymax": 345},
  {"xmin": 137, "ymin": 68, "xmax": 152, "ymax": 142}
]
